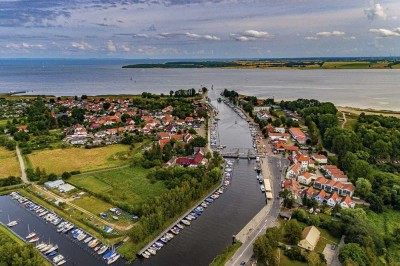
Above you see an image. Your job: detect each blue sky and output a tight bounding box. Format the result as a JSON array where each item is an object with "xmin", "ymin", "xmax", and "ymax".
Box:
[{"xmin": 0, "ymin": 0, "xmax": 399, "ymax": 58}]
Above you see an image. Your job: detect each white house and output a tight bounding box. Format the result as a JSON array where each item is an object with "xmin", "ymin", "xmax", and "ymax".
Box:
[
  {"xmin": 256, "ymin": 111, "xmax": 269, "ymax": 121},
  {"xmin": 326, "ymin": 192, "xmax": 340, "ymax": 207},
  {"xmin": 298, "ymin": 172, "xmax": 313, "ymax": 185},
  {"xmin": 340, "ymin": 195, "xmax": 355, "ymax": 209},
  {"xmin": 312, "ymin": 154, "xmax": 328, "ymax": 164}
]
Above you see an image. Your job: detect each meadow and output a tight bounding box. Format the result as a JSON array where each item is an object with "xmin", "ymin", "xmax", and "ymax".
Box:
[
  {"xmin": 68, "ymin": 167, "xmax": 167, "ymax": 207},
  {"xmin": 0, "ymin": 148, "xmax": 20, "ymax": 178},
  {"xmin": 26, "ymin": 144, "xmax": 131, "ymax": 175}
]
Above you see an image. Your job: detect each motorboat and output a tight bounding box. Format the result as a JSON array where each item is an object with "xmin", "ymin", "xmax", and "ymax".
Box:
[
  {"xmin": 53, "ymin": 255, "xmax": 64, "ymax": 264},
  {"xmin": 77, "ymin": 233, "xmax": 87, "ymax": 241},
  {"xmin": 98, "ymin": 245, "xmax": 109, "ymax": 255},
  {"xmin": 48, "ymin": 251, "xmax": 57, "ymax": 257},
  {"xmin": 7, "ymin": 220, "xmax": 18, "ymax": 227},
  {"xmin": 176, "ymin": 223, "xmax": 184, "ymax": 229},
  {"xmin": 89, "ymin": 239, "xmax": 99, "ymax": 248},
  {"xmin": 45, "ymin": 245, "xmax": 58, "ymax": 255},
  {"xmin": 84, "ymin": 236, "xmax": 93, "ymax": 243},
  {"xmin": 142, "ymin": 252, "xmax": 150, "ymax": 259},
  {"xmin": 107, "ymin": 253, "xmax": 120, "ymax": 264},
  {"xmin": 181, "ymin": 219, "xmax": 190, "ymax": 226},
  {"xmin": 147, "ymin": 248, "xmax": 156, "ymax": 255},
  {"xmin": 57, "ymin": 260, "xmax": 66, "ymax": 265}
]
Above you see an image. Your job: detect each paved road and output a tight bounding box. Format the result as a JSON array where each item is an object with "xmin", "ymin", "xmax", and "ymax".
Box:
[
  {"xmin": 227, "ymin": 155, "xmax": 288, "ymax": 266},
  {"xmin": 15, "ymin": 145, "xmax": 30, "ymax": 184}
]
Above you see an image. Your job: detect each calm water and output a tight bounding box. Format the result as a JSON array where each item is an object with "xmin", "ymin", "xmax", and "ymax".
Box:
[
  {"xmin": 132, "ymin": 89, "xmax": 266, "ymax": 266},
  {"xmin": 0, "ymin": 59, "xmax": 399, "ymax": 110}
]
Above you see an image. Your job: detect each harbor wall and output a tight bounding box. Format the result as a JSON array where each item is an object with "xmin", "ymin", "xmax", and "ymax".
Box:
[{"xmin": 234, "ymin": 204, "xmax": 270, "ymax": 243}]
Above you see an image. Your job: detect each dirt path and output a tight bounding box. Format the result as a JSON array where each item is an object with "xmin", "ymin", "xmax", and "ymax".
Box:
[
  {"xmin": 33, "ymin": 185, "xmax": 133, "ymax": 231},
  {"xmin": 15, "ymin": 145, "xmax": 30, "ymax": 184},
  {"xmin": 341, "ymin": 112, "xmax": 347, "ymax": 129}
]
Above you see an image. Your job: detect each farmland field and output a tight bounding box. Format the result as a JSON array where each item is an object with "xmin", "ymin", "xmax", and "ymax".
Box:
[
  {"xmin": 26, "ymin": 144, "xmax": 131, "ymax": 174},
  {"xmin": 68, "ymin": 167, "xmax": 167, "ymax": 207},
  {"xmin": 0, "ymin": 148, "xmax": 20, "ymax": 178}
]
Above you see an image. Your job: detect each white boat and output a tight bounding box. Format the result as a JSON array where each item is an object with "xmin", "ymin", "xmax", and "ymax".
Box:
[
  {"xmin": 147, "ymin": 248, "xmax": 156, "ymax": 255},
  {"xmin": 41, "ymin": 244, "xmax": 53, "ymax": 253},
  {"xmin": 181, "ymin": 219, "xmax": 190, "ymax": 226},
  {"xmin": 29, "ymin": 236, "xmax": 39, "ymax": 243},
  {"xmin": 57, "ymin": 260, "xmax": 66, "ymax": 266},
  {"xmin": 53, "ymin": 255, "xmax": 64, "ymax": 264},
  {"xmin": 7, "ymin": 220, "xmax": 18, "ymax": 227},
  {"xmin": 77, "ymin": 233, "xmax": 87, "ymax": 241},
  {"xmin": 84, "ymin": 236, "xmax": 93, "ymax": 243},
  {"xmin": 36, "ymin": 243, "xmax": 46, "ymax": 250},
  {"xmin": 45, "ymin": 245, "xmax": 58, "ymax": 255},
  {"xmin": 142, "ymin": 253, "xmax": 150, "ymax": 259},
  {"xmin": 26, "ymin": 232, "xmax": 36, "ymax": 239},
  {"xmin": 108, "ymin": 253, "xmax": 120, "ymax": 264},
  {"xmin": 98, "ymin": 246, "xmax": 109, "ymax": 255}
]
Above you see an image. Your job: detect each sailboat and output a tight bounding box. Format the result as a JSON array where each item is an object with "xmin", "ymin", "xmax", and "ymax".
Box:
[
  {"xmin": 26, "ymin": 225, "xmax": 36, "ymax": 239},
  {"xmin": 7, "ymin": 215, "xmax": 18, "ymax": 227}
]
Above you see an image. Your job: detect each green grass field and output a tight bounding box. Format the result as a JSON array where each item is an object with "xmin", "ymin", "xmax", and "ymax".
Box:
[
  {"xmin": 68, "ymin": 167, "xmax": 167, "ymax": 207},
  {"xmin": 26, "ymin": 144, "xmax": 131, "ymax": 175},
  {"xmin": 366, "ymin": 209, "xmax": 400, "ymax": 235},
  {"xmin": 210, "ymin": 242, "xmax": 242, "ymax": 266},
  {"xmin": 0, "ymin": 148, "xmax": 20, "ymax": 178}
]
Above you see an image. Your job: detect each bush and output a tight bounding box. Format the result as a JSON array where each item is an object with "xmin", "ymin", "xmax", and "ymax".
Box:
[
  {"xmin": 70, "ymin": 170, "xmax": 81, "ymax": 175},
  {"xmin": 284, "ymin": 247, "xmax": 306, "ymax": 262},
  {"xmin": 61, "ymin": 172, "xmax": 72, "ymax": 180}
]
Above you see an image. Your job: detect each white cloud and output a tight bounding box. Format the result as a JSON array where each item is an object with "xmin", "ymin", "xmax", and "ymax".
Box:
[
  {"xmin": 132, "ymin": 33, "xmax": 149, "ymax": 38},
  {"xmin": 343, "ymin": 36, "xmax": 357, "ymax": 40},
  {"xmin": 243, "ymin": 30, "xmax": 268, "ymax": 38},
  {"xmin": 5, "ymin": 42, "xmax": 44, "ymax": 50},
  {"xmin": 71, "ymin": 41, "xmax": 93, "ymax": 50},
  {"xmin": 119, "ymin": 44, "xmax": 130, "ymax": 52},
  {"xmin": 231, "ymin": 30, "xmax": 269, "ymax": 41},
  {"xmin": 364, "ymin": 2, "xmax": 387, "ymax": 20},
  {"xmin": 107, "ymin": 40, "xmax": 117, "ymax": 52},
  {"xmin": 305, "ymin": 36, "xmax": 319, "ymax": 40},
  {"xmin": 185, "ymin": 32, "xmax": 220, "ymax": 40},
  {"xmin": 316, "ymin": 30, "xmax": 345, "ymax": 37},
  {"xmin": 369, "ymin": 28, "xmax": 400, "ymax": 37}
]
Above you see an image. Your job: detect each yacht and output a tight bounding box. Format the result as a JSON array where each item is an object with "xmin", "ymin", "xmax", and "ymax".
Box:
[
  {"xmin": 29, "ymin": 236, "xmax": 39, "ymax": 243},
  {"xmin": 181, "ymin": 219, "xmax": 190, "ymax": 226},
  {"xmin": 84, "ymin": 236, "xmax": 93, "ymax": 243},
  {"xmin": 57, "ymin": 260, "xmax": 66, "ymax": 265},
  {"xmin": 26, "ymin": 232, "xmax": 36, "ymax": 239},
  {"xmin": 98, "ymin": 245, "xmax": 109, "ymax": 255},
  {"xmin": 142, "ymin": 252, "xmax": 150, "ymax": 259},
  {"xmin": 53, "ymin": 255, "xmax": 64, "ymax": 264},
  {"xmin": 45, "ymin": 245, "xmax": 58, "ymax": 255}
]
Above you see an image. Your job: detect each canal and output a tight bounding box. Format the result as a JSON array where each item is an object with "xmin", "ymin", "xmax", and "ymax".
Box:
[
  {"xmin": 0, "ymin": 195, "xmax": 125, "ymax": 266},
  {"xmin": 132, "ymin": 89, "xmax": 267, "ymax": 266}
]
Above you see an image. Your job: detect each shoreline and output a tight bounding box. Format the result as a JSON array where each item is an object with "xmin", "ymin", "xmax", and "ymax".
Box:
[{"xmin": 2, "ymin": 93, "xmax": 400, "ymax": 115}]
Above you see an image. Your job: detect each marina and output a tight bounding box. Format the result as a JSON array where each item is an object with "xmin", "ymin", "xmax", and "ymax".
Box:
[{"xmin": 0, "ymin": 192, "xmax": 125, "ymax": 266}]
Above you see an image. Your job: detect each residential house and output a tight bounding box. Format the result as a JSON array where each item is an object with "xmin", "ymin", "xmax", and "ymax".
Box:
[
  {"xmin": 175, "ymin": 151, "xmax": 205, "ymax": 167},
  {"xmin": 16, "ymin": 125, "xmax": 28, "ymax": 132},
  {"xmin": 157, "ymin": 132, "xmax": 170, "ymax": 140},
  {"xmin": 159, "ymin": 139, "xmax": 171, "ymax": 149},
  {"xmin": 298, "ymin": 226, "xmax": 320, "ymax": 251},
  {"xmin": 304, "ymin": 187, "xmax": 314, "ymax": 199},
  {"xmin": 283, "ymin": 178, "xmax": 300, "ymax": 199},
  {"xmin": 295, "ymin": 154, "xmax": 315, "ymax": 170},
  {"xmin": 326, "ymin": 192, "xmax": 340, "ymax": 207},
  {"xmin": 314, "ymin": 189, "xmax": 326, "ymax": 204},
  {"xmin": 298, "ymin": 172, "xmax": 313, "ymax": 185},
  {"xmin": 275, "ymin": 127, "xmax": 286, "ymax": 134},
  {"xmin": 286, "ymin": 162, "xmax": 302, "ymax": 179},
  {"xmin": 256, "ymin": 111, "xmax": 269, "ymax": 121},
  {"xmin": 269, "ymin": 132, "xmax": 290, "ymax": 141},
  {"xmin": 340, "ymin": 195, "xmax": 355, "ymax": 209},
  {"xmin": 162, "ymin": 105, "xmax": 174, "ymax": 113},
  {"xmin": 312, "ymin": 154, "xmax": 328, "ymax": 164},
  {"xmin": 289, "ymin": 128, "xmax": 307, "ymax": 144}
]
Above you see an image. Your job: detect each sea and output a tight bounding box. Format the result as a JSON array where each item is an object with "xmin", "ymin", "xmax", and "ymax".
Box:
[{"xmin": 0, "ymin": 58, "xmax": 399, "ymax": 110}]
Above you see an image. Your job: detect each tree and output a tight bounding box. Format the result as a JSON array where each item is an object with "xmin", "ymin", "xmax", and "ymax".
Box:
[
  {"xmin": 339, "ymin": 243, "xmax": 368, "ymax": 266},
  {"xmin": 292, "ymin": 209, "xmax": 308, "ymax": 223},
  {"xmin": 253, "ymin": 235, "xmax": 278, "ymax": 266},
  {"xmin": 170, "ymin": 90, "xmax": 174, "ymax": 97},
  {"xmin": 61, "ymin": 172, "xmax": 71, "ymax": 180},
  {"xmin": 103, "ymin": 102, "xmax": 111, "ymax": 110},
  {"xmin": 355, "ymin": 178, "xmax": 372, "ymax": 198},
  {"xmin": 309, "ymin": 215, "xmax": 320, "ymax": 227},
  {"xmin": 191, "ymin": 136, "xmax": 207, "ymax": 147},
  {"xmin": 367, "ymin": 193, "xmax": 384, "ymax": 213},
  {"xmin": 284, "ymin": 219, "xmax": 302, "ymax": 245},
  {"xmin": 47, "ymin": 173, "xmax": 58, "ymax": 181}
]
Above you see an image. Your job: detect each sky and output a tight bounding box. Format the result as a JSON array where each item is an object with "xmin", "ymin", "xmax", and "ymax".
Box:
[{"xmin": 0, "ymin": 0, "xmax": 399, "ymax": 58}]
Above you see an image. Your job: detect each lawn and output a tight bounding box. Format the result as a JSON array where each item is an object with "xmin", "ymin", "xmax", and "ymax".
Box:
[
  {"xmin": 26, "ymin": 144, "xmax": 131, "ymax": 175},
  {"xmin": 210, "ymin": 242, "xmax": 242, "ymax": 266},
  {"xmin": 280, "ymin": 253, "xmax": 307, "ymax": 266},
  {"xmin": 68, "ymin": 167, "xmax": 167, "ymax": 207},
  {"xmin": 315, "ymin": 227, "xmax": 339, "ymax": 253},
  {"xmin": 0, "ymin": 148, "xmax": 20, "ymax": 178}
]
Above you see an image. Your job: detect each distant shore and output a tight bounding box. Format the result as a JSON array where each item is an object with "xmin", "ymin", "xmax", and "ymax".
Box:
[{"xmin": 122, "ymin": 59, "xmax": 400, "ymax": 70}]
